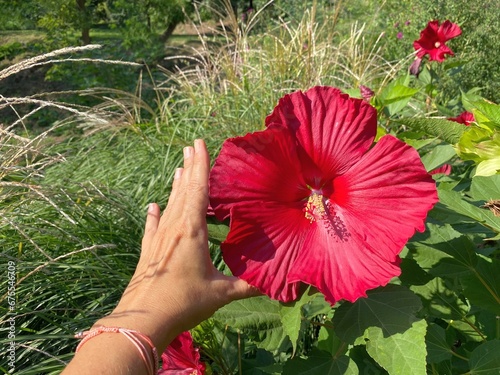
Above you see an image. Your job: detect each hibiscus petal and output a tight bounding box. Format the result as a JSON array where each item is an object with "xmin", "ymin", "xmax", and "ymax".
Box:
[
  {"xmin": 288, "ymin": 222, "xmax": 401, "ymax": 304},
  {"xmin": 438, "ymin": 20, "xmax": 462, "ymax": 41},
  {"xmin": 210, "ymin": 126, "xmax": 308, "ymax": 220},
  {"xmin": 264, "ymin": 86, "xmax": 377, "ymax": 179},
  {"xmin": 159, "ymin": 331, "xmax": 205, "ymax": 374},
  {"xmin": 430, "ymin": 44, "xmax": 454, "ymax": 62},
  {"xmin": 332, "ymin": 135, "xmax": 437, "ymax": 255},
  {"xmin": 221, "ymin": 201, "xmax": 310, "ymax": 302}
]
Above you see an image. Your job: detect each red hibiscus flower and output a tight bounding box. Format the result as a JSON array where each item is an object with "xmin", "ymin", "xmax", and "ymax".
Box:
[
  {"xmin": 413, "ymin": 20, "xmax": 461, "ymax": 62},
  {"xmin": 209, "ymin": 86, "xmax": 438, "ymax": 305},
  {"xmin": 448, "ymin": 111, "xmax": 475, "ymax": 126},
  {"xmin": 158, "ymin": 331, "xmax": 205, "ymax": 375}
]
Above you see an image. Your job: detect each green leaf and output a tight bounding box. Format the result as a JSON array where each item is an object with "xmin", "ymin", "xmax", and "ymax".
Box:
[
  {"xmin": 279, "ymin": 288, "xmax": 321, "ymax": 354},
  {"xmin": 438, "ymin": 189, "xmax": 500, "ymax": 235},
  {"xmin": 410, "ymin": 223, "xmax": 478, "ymax": 278},
  {"xmin": 425, "ymin": 323, "xmax": 453, "ymax": 363},
  {"xmin": 395, "ymin": 118, "xmax": 466, "ymax": 144},
  {"xmin": 283, "ymin": 349, "xmax": 359, "ymax": 375},
  {"xmin": 317, "ymin": 325, "xmax": 345, "ymax": 357},
  {"xmin": 213, "ymin": 296, "xmax": 288, "ymax": 352},
  {"xmin": 363, "ymin": 318, "xmax": 427, "ymax": 375},
  {"xmin": 206, "ymin": 216, "xmax": 229, "ymax": 245},
  {"xmin": 381, "ymin": 84, "xmax": 419, "ymax": 116},
  {"xmin": 469, "ymin": 340, "xmax": 500, "ymax": 375},
  {"xmin": 465, "ymin": 98, "xmax": 500, "ymax": 130},
  {"xmin": 470, "ymin": 175, "xmax": 500, "ymax": 201},
  {"xmin": 411, "ymin": 277, "xmax": 469, "ymax": 319},
  {"xmin": 399, "ymin": 257, "xmax": 433, "ymax": 286},
  {"xmin": 333, "ymin": 285, "xmax": 422, "ymax": 344},
  {"xmin": 462, "ymin": 257, "xmax": 500, "ymax": 315},
  {"xmin": 420, "ymin": 143, "xmax": 457, "ymax": 172}
]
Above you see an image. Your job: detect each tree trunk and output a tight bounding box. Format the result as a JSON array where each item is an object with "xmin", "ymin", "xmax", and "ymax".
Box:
[
  {"xmin": 76, "ymin": 0, "xmax": 91, "ymax": 45},
  {"xmin": 159, "ymin": 21, "xmax": 178, "ymax": 44},
  {"xmin": 81, "ymin": 27, "xmax": 91, "ymax": 45}
]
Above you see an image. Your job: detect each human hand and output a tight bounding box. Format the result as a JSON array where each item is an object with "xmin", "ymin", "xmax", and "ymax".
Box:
[{"xmin": 95, "ymin": 139, "xmax": 259, "ymax": 352}]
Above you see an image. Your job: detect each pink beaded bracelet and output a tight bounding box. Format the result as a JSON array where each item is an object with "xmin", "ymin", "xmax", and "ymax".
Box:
[{"xmin": 75, "ymin": 326, "xmax": 158, "ymax": 375}]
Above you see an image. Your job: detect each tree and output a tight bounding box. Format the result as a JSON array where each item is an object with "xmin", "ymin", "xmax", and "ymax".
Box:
[
  {"xmin": 110, "ymin": 0, "xmax": 195, "ymax": 45},
  {"xmin": 36, "ymin": 0, "xmax": 108, "ymax": 46}
]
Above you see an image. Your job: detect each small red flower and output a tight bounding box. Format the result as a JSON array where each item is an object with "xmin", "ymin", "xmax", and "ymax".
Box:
[
  {"xmin": 448, "ymin": 111, "xmax": 475, "ymax": 126},
  {"xmin": 413, "ymin": 20, "xmax": 461, "ymax": 62},
  {"xmin": 158, "ymin": 331, "xmax": 205, "ymax": 375},
  {"xmin": 209, "ymin": 87, "xmax": 438, "ymax": 305}
]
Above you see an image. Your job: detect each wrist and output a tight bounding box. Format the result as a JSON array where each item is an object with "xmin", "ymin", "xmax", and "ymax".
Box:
[{"xmin": 93, "ymin": 311, "xmax": 178, "ymax": 353}]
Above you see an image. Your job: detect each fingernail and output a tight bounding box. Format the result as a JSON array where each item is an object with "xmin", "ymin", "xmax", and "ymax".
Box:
[
  {"xmin": 148, "ymin": 203, "xmax": 155, "ymax": 213},
  {"xmin": 183, "ymin": 146, "xmax": 193, "ymax": 159},
  {"xmin": 174, "ymin": 168, "xmax": 183, "ymax": 179}
]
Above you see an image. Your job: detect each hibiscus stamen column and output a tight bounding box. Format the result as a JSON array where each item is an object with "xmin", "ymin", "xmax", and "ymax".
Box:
[{"xmin": 304, "ymin": 190, "xmax": 350, "ymax": 242}]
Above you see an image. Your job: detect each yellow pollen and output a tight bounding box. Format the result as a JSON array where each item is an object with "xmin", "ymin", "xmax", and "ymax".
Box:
[
  {"xmin": 304, "ymin": 193, "xmax": 327, "ymax": 223},
  {"xmin": 434, "ymin": 41, "xmax": 441, "ymax": 48}
]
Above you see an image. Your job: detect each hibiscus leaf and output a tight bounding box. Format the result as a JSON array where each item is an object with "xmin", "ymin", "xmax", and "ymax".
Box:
[
  {"xmin": 332, "ymin": 285, "xmax": 422, "ymax": 343},
  {"xmin": 317, "ymin": 326, "xmax": 345, "ymax": 356},
  {"xmin": 362, "ymin": 318, "xmax": 427, "ymax": 375},
  {"xmin": 395, "ymin": 118, "xmax": 466, "ymax": 144},
  {"xmin": 283, "ymin": 349, "xmax": 359, "ymax": 375},
  {"xmin": 425, "ymin": 323, "xmax": 453, "ymax": 363},
  {"xmin": 411, "ymin": 277, "xmax": 469, "ymax": 319},
  {"xmin": 409, "ymin": 223, "xmax": 478, "ymax": 278},
  {"xmin": 469, "ymin": 340, "xmax": 500, "ymax": 375},
  {"xmin": 213, "ymin": 296, "xmax": 289, "ymax": 352},
  {"xmin": 462, "ymin": 257, "xmax": 500, "ymax": 315},
  {"xmin": 332, "ymin": 285, "xmax": 426, "ymax": 374},
  {"xmin": 438, "ymin": 189, "xmax": 500, "ymax": 235},
  {"xmin": 279, "ymin": 288, "xmax": 322, "ymax": 355}
]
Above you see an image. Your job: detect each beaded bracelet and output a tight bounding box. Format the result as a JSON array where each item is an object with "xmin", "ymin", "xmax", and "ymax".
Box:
[{"xmin": 75, "ymin": 326, "xmax": 158, "ymax": 375}]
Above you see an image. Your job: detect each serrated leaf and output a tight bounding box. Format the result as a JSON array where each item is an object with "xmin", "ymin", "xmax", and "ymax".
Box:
[
  {"xmin": 283, "ymin": 349, "xmax": 359, "ymax": 375},
  {"xmin": 469, "ymin": 340, "xmax": 500, "ymax": 375},
  {"xmin": 426, "ymin": 323, "xmax": 453, "ymax": 363},
  {"xmin": 395, "ymin": 118, "xmax": 466, "ymax": 144},
  {"xmin": 363, "ymin": 318, "xmax": 427, "ymax": 375},
  {"xmin": 279, "ymin": 288, "xmax": 320, "ymax": 353},
  {"xmin": 438, "ymin": 189, "xmax": 500, "ymax": 235},
  {"xmin": 411, "ymin": 277, "xmax": 469, "ymax": 319},
  {"xmin": 213, "ymin": 296, "xmax": 288, "ymax": 351},
  {"xmin": 333, "ymin": 285, "xmax": 422, "ymax": 344}
]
